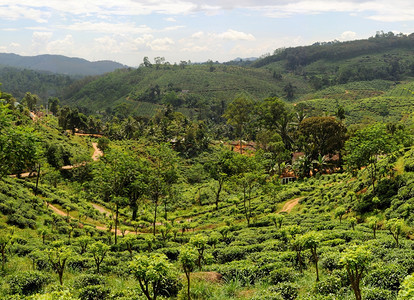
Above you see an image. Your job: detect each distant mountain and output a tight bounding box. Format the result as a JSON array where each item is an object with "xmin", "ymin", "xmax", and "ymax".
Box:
[{"xmin": 0, "ymin": 53, "xmax": 129, "ymax": 76}]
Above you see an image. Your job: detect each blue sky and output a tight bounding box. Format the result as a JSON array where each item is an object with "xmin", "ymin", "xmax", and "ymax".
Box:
[{"xmin": 1, "ymin": 0, "xmax": 414, "ymax": 66}]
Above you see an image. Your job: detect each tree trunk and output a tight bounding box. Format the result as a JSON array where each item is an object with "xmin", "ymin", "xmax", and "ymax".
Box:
[
  {"xmin": 239, "ymin": 138, "xmax": 243, "ymax": 154},
  {"xmin": 35, "ymin": 164, "xmax": 41, "ymax": 196},
  {"xmin": 186, "ymin": 272, "xmax": 191, "ymax": 300},
  {"xmin": 131, "ymin": 195, "xmax": 138, "ymax": 221},
  {"xmin": 312, "ymin": 248, "xmax": 319, "ymax": 282},
  {"xmin": 114, "ymin": 203, "xmax": 119, "ymax": 244},
  {"xmin": 215, "ymin": 181, "xmax": 223, "ymax": 210},
  {"xmin": 164, "ymin": 197, "xmax": 168, "ymax": 221},
  {"xmin": 1, "ymin": 247, "xmax": 5, "ymax": 271},
  {"xmin": 153, "ymin": 198, "xmax": 158, "ymax": 236},
  {"xmin": 58, "ymin": 270, "xmax": 63, "ymax": 285}
]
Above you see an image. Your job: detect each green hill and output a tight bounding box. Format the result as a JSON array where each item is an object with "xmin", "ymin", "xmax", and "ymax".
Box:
[
  {"xmin": 58, "ymin": 32, "xmax": 414, "ymax": 124},
  {"xmin": 0, "ymin": 66, "xmax": 75, "ymax": 101},
  {"xmin": 0, "ymin": 53, "xmax": 128, "ymax": 76},
  {"xmin": 62, "ymin": 64, "xmax": 290, "ymax": 117}
]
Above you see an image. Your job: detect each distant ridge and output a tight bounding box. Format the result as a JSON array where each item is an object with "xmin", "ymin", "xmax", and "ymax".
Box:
[{"xmin": 0, "ymin": 53, "xmax": 129, "ymax": 76}]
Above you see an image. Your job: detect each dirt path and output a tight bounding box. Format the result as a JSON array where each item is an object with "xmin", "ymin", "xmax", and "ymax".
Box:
[
  {"xmin": 46, "ymin": 201, "xmax": 140, "ymax": 235},
  {"xmin": 75, "ymin": 133, "xmax": 103, "ymax": 138},
  {"xmin": 9, "ymin": 141, "xmax": 102, "ymax": 178},
  {"xmin": 91, "ymin": 203, "xmax": 111, "ymax": 217},
  {"xmin": 279, "ymin": 197, "xmax": 302, "ymax": 213},
  {"xmin": 91, "ymin": 142, "xmax": 103, "ymax": 161},
  {"xmin": 47, "ymin": 202, "xmax": 72, "ymax": 218}
]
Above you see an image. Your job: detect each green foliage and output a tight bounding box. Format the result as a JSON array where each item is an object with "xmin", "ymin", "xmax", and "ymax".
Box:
[
  {"xmin": 345, "ymin": 123, "xmax": 397, "ymax": 195},
  {"xmin": 398, "ymin": 274, "xmax": 414, "ymax": 299},
  {"xmin": 385, "ymin": 218, "xmax": 405, "ymax": 247},
  {"xmin": 0, "ymin": 103, "xmax": 39, "ymax": 176},
  {"xmin": 269, "ymin": 267, "xmax": 297, "ymax": 284},
  {"xmin": 7, "ymin": 271, "xmax": 50, "ymax": 295},
  {"xmin": 129, "ymin": 252, "xmax": 178, "ymax": 300},
  {"xmin": 363, "ymin": 287, "xmax": 393, "ymax": 300},
  {"xmin": 364, "ymin": 263, "xmax": 407, "ymax": 291},
  {"xmin": 78, "ymin": 285, "xmax": 111, "ymax": 300},
  {"xmin": 47, "ymin": 245, "xmax": 73, "ymax": 285},
  {"xmin": 299, "ymin": 116, "xmax": 347, "ymax": 160},
  {"xmin": 88, "ymin": 241, "xmax": 110, "ymax": 273},
  {"xmin": 340, "ymin": 245, "xmax": 373, "ymax": 300},
  {"xmin": 212, "ymin": 260, "xmax": 259, "ymax": 285}
]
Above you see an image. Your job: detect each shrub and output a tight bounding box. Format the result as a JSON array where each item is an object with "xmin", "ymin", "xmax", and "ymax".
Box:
[
  {"xmin": 213, "ymin": 244, "xmax": 264, "ymax": 263},
  {"xmin": 314, "ymin": 275, "xmax": 343, "ymax": 295},
  {"xmin": 269, "ymin": 267, "xmax": 297, "ymax": 284},
  {"xmin": 158, "ymin": 276, "xmax": 182, "ymax": 298},
  {"xmin": 8, "ymin": 271, "xmax": 50, "ymax": 295},
  {"xmin": 398, "ymin": 274, "xmax": 414, "ymax": 299},
  {"xmin": 320, "ymin": 251, "xmax": 342, "ymax": 271},
  {"xmin": 157, "ymin": 246, "xmax": 180, "ymax": 261},
  {"xmin": 274, "ymin": 282, "xmax": 299, "ymax": 300},
  {"xmin": 67, "ymin": 255, "xmax": 92, "ymax": 272},
  {"xmin": 7, "ymin": 214, "xmax": 36, "ymax": 229},
  {"xmin": 363, "ymin": 287, "xmax": 393, "ymax": 300},
  {"xmin": 73, "ymin": 274, "xmax": 105, "ymax": 290},
  {"xmin": 363, "ymin": 263, "xmax": 408, "ymax": 291},
  {"xmin": 212, "ymin": 260, "xmax": 259, "ymax": 285},
  {"xmin": 78, "ymin": 285, "xmax": 110, "ymax": 300},
  {"xmin": 250, "ymin": 289, "xmax": 283, "ymax": 300}
]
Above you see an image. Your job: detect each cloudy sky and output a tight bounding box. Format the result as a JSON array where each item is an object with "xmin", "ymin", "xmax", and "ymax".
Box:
[{"xmin": 1, "ymin": 0, "xmax": 414, "ymax": 66}]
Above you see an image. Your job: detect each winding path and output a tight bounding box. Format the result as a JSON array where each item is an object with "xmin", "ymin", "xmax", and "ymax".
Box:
[
  {"xmin": 279, "ymin": 197, "xmax": 302, "ymax": 213},
  {"xmin": 91, "ymin": 142, "xmax": 103, "ymax": 161},
  {"xmin": 9, "ymin": 140, "xmax": 103, "ymax": 178}
]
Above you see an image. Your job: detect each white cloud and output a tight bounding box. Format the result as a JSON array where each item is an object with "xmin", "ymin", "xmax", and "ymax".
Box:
[
  {"xmin": 181, "ymin": 45, "xmax": 209, "ymax": 52},
  {"xmin": 216, "ymin": 29, "xmax": 255, "ymax": 41},
  {"xmin": 0, "ymin": 42, "xmax": 22, "ymax": 53},
  {"xmin": 64, "ymin": 22, "xmax": 152, "ymax": 35},
  {"xmin": 191, "ymin": 31, "xmax": 204, "ymax": 39},
  {"xmin": 94, "ymin": 36, "xmax": 121, "ymax": 54},
  {"xmin": 340, "ymin": 31, "xmax": 357, "ymax": 40},
  {"xmin": 3, "ymin": 0, "xmax": 414, "ymax": 24},
  {"xmin": 0, "ymin": 1, "xmax": 197, "ymax": 19},
  {"xmin": 147, "ymin": 37, "xmax": 175, "ymax": 51},
  {"xmin": 0, "ymin": 4, "xmax": 49, "ymax": 23},
  {"xmin": 31, "ymin": 32, "xmax": 53, "ymax": 53},
  {"xmin": 47, "ymin": 35, "xmax": 74, "ymax": 54},
  {"xmin": 163, "ymin": 25, "xmax": 185, "ymax": 31}
]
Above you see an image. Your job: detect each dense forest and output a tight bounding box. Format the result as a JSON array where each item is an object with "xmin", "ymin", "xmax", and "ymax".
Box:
[{"xmin": 1, "ymin": 32, "xmax": 414, "ymax": 300}]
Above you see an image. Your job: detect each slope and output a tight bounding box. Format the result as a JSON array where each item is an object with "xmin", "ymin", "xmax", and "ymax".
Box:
[
  {"xmin": 0, "ymin": 53, "xmax": 128, "ymax": 76},
  {"xmin": 62, "ymin": 64, "xmax": 289, "ymax": 117}
]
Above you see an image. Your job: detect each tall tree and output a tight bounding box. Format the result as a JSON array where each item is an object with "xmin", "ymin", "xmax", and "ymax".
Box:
[
  {"xmin": 147, "ymin": 143, "xmax": 178, "ymax": 235},
  {"xmin": 299, "ymin": 116, "xmax": 347, "ymax": 161},
  {"xmin": 340, "ymin": 245, "xmax": 372, "ymax": 300},
  {"xmin": 48, "ymin": 97, "xmax": 60, "ymax": 115},
  {"xmin": 344, "ymin": 123, "xmax": 397, "ymax": 192},
  {"xmin": 21, "ymin": 92, "xmax": 39, "ymax": 111},
  {"xmin": 223, "ymin": 96, "xmax": 254, "ymax": 154},
  {"xmin": 179, "ymin": 246, "xmax": 198, "ymax": 300},
  {"xmin": 256, "ymin": 97, "xmax": 295, "ymax": 150},
  {"xmin": 93, "ymin": 147, "xmax": 142, "ymax": 244},
  {"xmin": 130, "ymin": 253, "xmax": 176, "ymax": 300},
  {"xmin": 206, "ymin": 148, "xmax": 242, "ymax": 210},
  {"xmin": 0, "ymin": 103, "xmax": 39, "ymax": 176}
]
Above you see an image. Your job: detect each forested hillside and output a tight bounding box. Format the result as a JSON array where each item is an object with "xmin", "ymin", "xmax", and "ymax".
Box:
[
  {"xmin": 0, "ymin": 66, "xmax": 74, "ymax": 100},
  {"xmin": 47, "ymin": 33, "xmax": 414, "ymax": 126},
  {"xmin": 0, "ymin": 53, "xmax": 128, "ymax": 76},
  {"xmin": 1, "ymin": 63, "xmax": 414, "ymax": 300}
]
